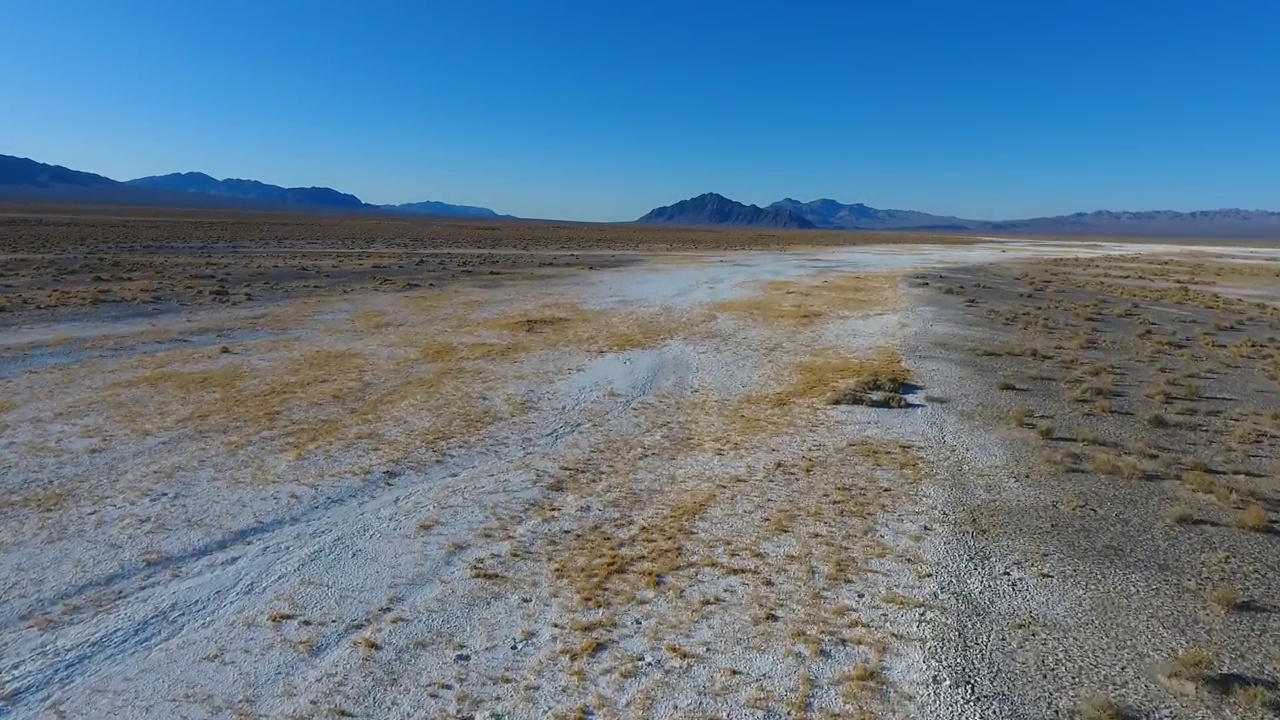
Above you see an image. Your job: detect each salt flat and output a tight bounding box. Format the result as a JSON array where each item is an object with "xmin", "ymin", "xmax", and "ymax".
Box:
[{"xmin": 2, "ymin": 241, "xmax": 1275, "ymax": 719}]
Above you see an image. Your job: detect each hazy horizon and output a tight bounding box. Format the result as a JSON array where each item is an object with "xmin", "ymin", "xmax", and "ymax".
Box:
[{"xmin": 4, "ymin": 1, "xmax": 1278, "ymax": 222}]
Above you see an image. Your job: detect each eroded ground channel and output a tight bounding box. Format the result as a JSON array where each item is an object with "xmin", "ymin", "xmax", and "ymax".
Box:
[{"xmin": 1, "ymin": 243, "xmax": 1278, "ymax": 719}]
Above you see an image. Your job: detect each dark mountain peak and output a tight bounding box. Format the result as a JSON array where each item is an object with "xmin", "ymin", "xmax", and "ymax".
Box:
[
  {"xmin": 131, "ymin": 171, "xmax": 223, "ymax": 193},
  {"xmin": 637, "ymin": 193, "xmax": 816, "ymax": 229}
]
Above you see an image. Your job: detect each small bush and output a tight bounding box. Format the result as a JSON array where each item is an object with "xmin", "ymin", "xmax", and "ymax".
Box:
[
  {"xmin": 1210, "ymin": 586, "xmax": 1239, "ymax": 611},
  {"xmin": 827, "ymin": 388, "xmax": 909, "ymax": 409},
  {"xmin": 1074, "ymin": 384, "xmax": 1110, "ymax": 402},
  {"xmin": 1079, "ymin": 693, "xmax": 1124, "ymax": 720},
  {"xmin": 1238, "ymin": 504, "xmax": 1269, "ymax": 532},
  {"xmin": 1165, "ymin": 648, "xmax": 1216, "ymax": 683},
  {"xmin": 1231, "ymin": 684, "xmax": 1278, "ymax": 713},
  {"xmin": 1036, "ymin": 423, "xmax": 1055, "ymax": 439},
  {"xmin": 996, "ymin": 380, "xmax": 1018, "ymax": 391},
  {"xmin": 1168, "ymin": 505, "xmax": 1195, "ymax": 525},
  {"xmin": 1095, "ymin": 453, "xmax": 1144, "ymax": 480},
  {"xmin": 1075, "ymin": 428, "xmax": 1105, "ymax": 446},
  {"xmin": 1142, "ymin": 412, "xmax": 1169, "ymax": 428},
  {"xmin": 1184, "ymin": 471, "xmax": 1215, "ymax": 494}
]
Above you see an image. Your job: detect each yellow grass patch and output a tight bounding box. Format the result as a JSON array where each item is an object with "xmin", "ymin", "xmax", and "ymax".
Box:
[
  {"xmin": 711, "ymin": 272, "xmax": 900, "ymax": 326},
  {"xmin": 768, "ymin": 348, "xmax": 912, "ymax": 407},
  {"xmin": 421, "ymin": 304, "xmax": 703, "ymax": 363},
  {"xmin": 670, "ymin": 347, "xmax": 915, "ymax": 449},
  {"xmin": 3, "ymin": 485, "xmax": 76, "ymax": 514},
  {"xmin": 51, "ymin": 298, "xmax": 704, "ymax": 471},
  {"xmin": 553, "ymin": 491, "xmax": 715, "ymax": 610}
]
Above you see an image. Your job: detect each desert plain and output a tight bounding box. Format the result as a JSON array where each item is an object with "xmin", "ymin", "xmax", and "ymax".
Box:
[{"xmin": 1, "ymin": 207, "xmax": 1278, "ymax": 719}]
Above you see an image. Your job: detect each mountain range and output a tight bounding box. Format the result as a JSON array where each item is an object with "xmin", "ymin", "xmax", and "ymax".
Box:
[
  {"xmin": 0, "ymin": 154, "xmax": 510, "ymax": 219},
  {"xmin": 3, "ymin": 153, "xmax": 1279, "ymax": 237},
  {"xmin": 637, "ymin": 193, "xmax": 1280, "ymax": 238}
]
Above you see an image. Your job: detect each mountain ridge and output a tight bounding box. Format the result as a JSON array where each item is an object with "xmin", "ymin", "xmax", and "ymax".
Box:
[
  {"xmin": 0, "ymin": 154, "xmax": 510, "ymax": 219},
  {"xmin": 639, "ymin": 193, "xmax": 1280, "ymax": 238},
  {"xmin": 768, "ymin": 197, "xmax": 972, "ymax": 230},
  {"xmin": 636, "ymin": 193, "xmax": 817, "ymax": 229},
  {"xmin": 4, "ymin": 154, "xmax": 1280, "ymax": 237},
  {"xmin": 128, "ymin": 172, "xmax": 371, "ymax": 209}
]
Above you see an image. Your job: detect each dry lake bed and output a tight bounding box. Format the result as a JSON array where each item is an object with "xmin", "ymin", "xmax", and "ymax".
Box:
[{"xmin": 2, "ymin": 237, "xmax": 1279, "ymax": 719}]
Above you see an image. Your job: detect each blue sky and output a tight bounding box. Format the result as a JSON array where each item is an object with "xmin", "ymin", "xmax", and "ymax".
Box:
[{"xmin": 3, "ymin": 1, "xmax": 1278, "ymax": 221}]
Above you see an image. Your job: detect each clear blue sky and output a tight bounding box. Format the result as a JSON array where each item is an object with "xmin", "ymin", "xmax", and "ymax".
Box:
[{"xmin": 2, "ymin": 1, "xmax": 1278, "ymax": 221}]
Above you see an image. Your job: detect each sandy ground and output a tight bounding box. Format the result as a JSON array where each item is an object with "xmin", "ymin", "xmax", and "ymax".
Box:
[{"xmin": 2, "ymin": 240, "xmax": 1277, "ymax": 719}]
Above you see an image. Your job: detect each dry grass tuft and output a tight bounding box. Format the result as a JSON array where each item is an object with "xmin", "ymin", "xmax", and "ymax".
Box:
[
  {"xmin": 1142, "ymin": 412, "xmax": 1170, "ymax": 428},
  {"xmin": 1093, "ymin": 453, "xmax": 1144, "ymax": 480},
  {"xmin": 1184, "ymin": 471, "xmax": 1217, "ymax": 495},
  {"xmin": 1209, "ymin": 586, "xmax": 1240, "ymax": 611},
  {"xmin": 352, "ymin": 634, "xmax": 380, "ymax": 653},
  {"xmin": 1164, "ymin": 648, "xmax": 1216, "ymax": 684},
  {"xmin": 1231, "ymin": 683, "xmax": 1278, "ymax": 712},
  {"xmin": 1237, "ymin": 503, "xmax": 1269, "ymax": 532},
  {"xmin": 1079, "ymin": 693, "xmax": 1125, "ymax": 720}
]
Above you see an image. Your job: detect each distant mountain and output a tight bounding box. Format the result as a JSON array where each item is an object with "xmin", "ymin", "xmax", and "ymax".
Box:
[
  {"xmin": 769, "ymin": 198, "xmax": 971, "ymax": 230},
  {"xmin": 127, "ymin": 172, "xmax": 371, "ymax": 209},
  {"xmin": 4, "ymin": 154, "xmax": 1279, "ymax": 237},
  {"xmin": 768, "ymin": 197, "xmax": 1280, "ymax": 237},
  {"xmin": 985, "ymin": 209, "xmax": 1280, "ymax": 237},
  {"xmin": 0, "ymin": 154, "xmax": 517, "ymax": 218},
  {"xmin": 637, "ymin": 193, "xmax": 817, "ymax": 229},
  {"xmin": 0, "ymin": 154, "xmax": 117, "ymax": 190},
  {"xmin": 382, "ymin": 200, "xmax": 513, "ymax": 219},
  {"xmin": 0, "ymin": 154, "xmax": 291, "ymax": 208},
  {"xmin": 634, "ymin": 192, "xmax": 1280, "ymax": 236}
]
